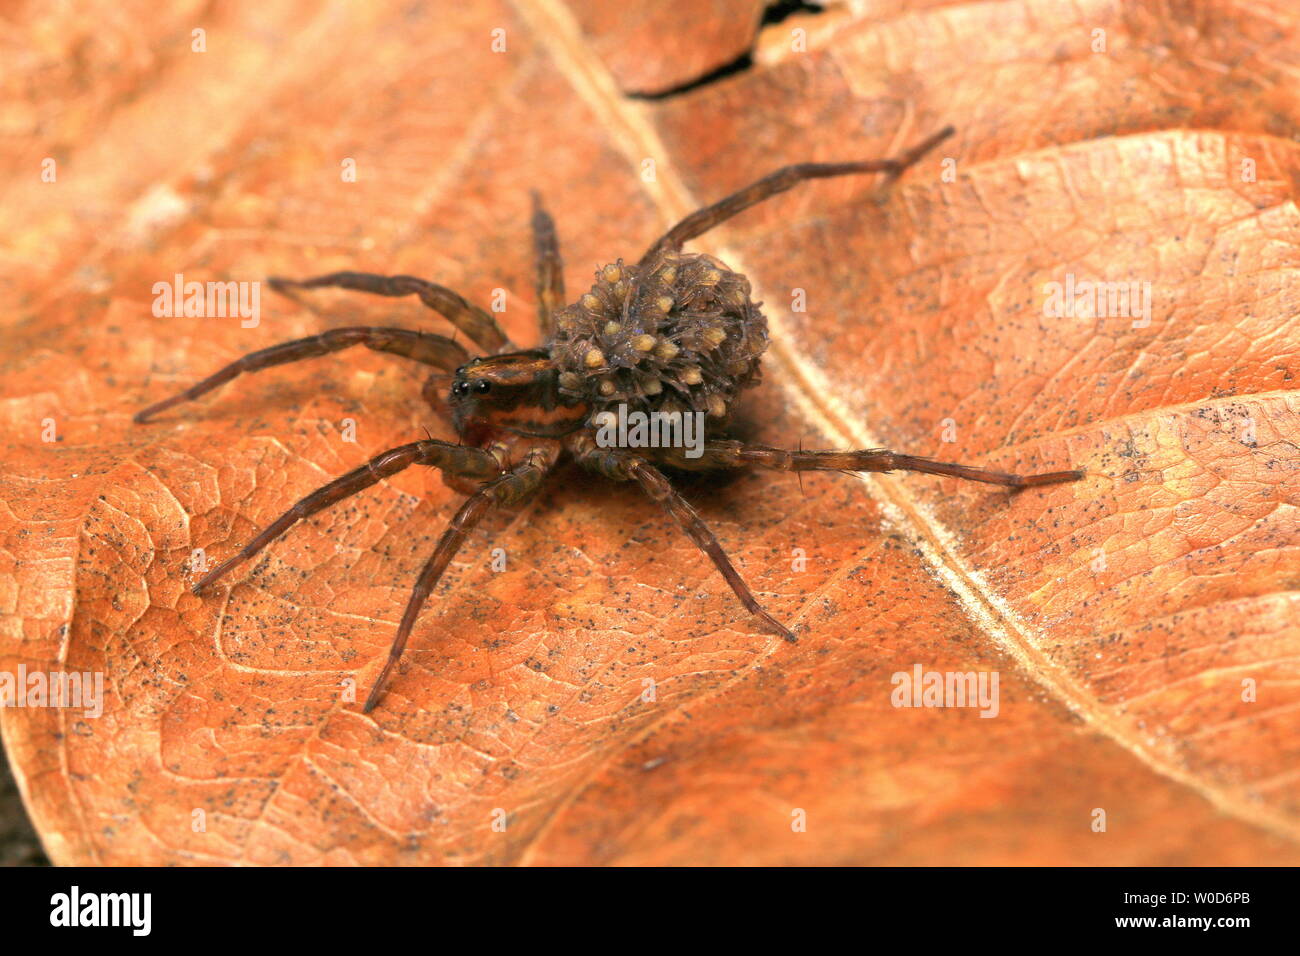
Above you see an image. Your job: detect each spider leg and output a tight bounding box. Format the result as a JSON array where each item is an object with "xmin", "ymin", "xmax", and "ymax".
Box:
[
  {"xmin": 268, "ymin": 271, "xmax": 512, "ymax": 354},
  {"xmin": 577, "ymin": 446, "xmax": 795, "ymax": 643},
  {"xmin": 640, "ymin": 125, "xmax": 955, "ymax": 265},
  {"xmin": 365, "ymin": 447, "xmax": 555, "ymax": 712},
  {"xmin": 652, "ymin": 441, "xmax": 1083, "ymax": 487},
  {"xmin": 530, "ymin": 190, "xmax": 565, "ymax": 339},
  {"xmin": 134, "ymin": 326, "xmax": 471, "ymax": 423},
  {"xmin": 192, "ymin": 440, "xmax": 500, "ymax": 594}
]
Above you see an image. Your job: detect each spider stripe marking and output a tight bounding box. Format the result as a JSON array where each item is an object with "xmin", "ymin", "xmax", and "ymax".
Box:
[{"xmin": 451, "ymin": 350, "xmax": 591, "ymax": 439}]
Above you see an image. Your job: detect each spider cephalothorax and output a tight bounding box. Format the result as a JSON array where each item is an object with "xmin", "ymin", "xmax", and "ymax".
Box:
[
  {"xmin": 447, "ymin": 350, "xmax": 586, "ymax": 442},
  {"xmin": 135, "ymin": 125, "xmax": 1084, "ymax": 712}
]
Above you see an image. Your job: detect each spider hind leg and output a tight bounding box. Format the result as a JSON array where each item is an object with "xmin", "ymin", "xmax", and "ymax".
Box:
[
  {"xmin": 365, "ymin": 447, "xmax": 555, "ymax": 712},
  {"xmin": 530, "ymin": 190, "xmax": 565, "ymax": 339},
  {"xmin": 575, "ymin": 443, "xmax": 796, "ymax": 644},
  {"xmin": 640, "ymin": 124, "xmax": 955, "ymax": 264},
  {"xmin": 653, "ymin": 441, "xmax": 1084, "ymax": 487}
]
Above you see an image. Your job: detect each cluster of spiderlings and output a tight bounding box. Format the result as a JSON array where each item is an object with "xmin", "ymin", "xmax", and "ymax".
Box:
[{"xmin": 549, "ymin": 250, "xmax": 769, "ymax": 422}]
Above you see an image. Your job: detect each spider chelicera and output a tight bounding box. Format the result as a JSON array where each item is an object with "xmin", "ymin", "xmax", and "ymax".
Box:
[{"xmin": 135, "ymin": 125, "xmax": 1083, "ymax": 712}]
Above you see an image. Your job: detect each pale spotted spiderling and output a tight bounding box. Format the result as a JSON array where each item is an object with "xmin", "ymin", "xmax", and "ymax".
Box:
[{"xmin": 135, "ymin": 125, "xmax": 1082, "ymax": 711}]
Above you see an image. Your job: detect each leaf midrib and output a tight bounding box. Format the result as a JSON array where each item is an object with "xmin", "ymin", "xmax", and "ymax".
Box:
[{"xmin": 508, "ymin": 0, "xmax": 1300, "ymax": 854}]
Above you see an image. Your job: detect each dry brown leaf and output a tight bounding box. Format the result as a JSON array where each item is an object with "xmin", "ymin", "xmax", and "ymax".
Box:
[
  {"xmin": 565, "ymin": 0, "xmax": 767, "ymax": 95},
  {"xmin": 1, "ymin": 0, "xmax": 1298, "ymax": 865}
]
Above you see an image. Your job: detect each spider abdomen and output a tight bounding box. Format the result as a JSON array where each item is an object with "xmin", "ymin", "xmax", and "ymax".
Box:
[{"xmin": 550, "ymin": 250, "xmax": 768, "ymax": 423}]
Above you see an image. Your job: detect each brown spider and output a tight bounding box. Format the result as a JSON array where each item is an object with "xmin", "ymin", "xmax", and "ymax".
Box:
[{"xmin": 135, "ymin": 125, "xmax": 1082, "ymax": 712}]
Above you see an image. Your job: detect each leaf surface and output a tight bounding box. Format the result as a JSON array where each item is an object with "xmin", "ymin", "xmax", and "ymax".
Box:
[{"xmin": 1, "ymin": 0, "xmax": 1298, "ymax": 864}]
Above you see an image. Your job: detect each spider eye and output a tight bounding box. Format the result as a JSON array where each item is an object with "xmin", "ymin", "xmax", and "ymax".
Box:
[
  {"xmin": 451, "ymin": 381, "xmax": 467, "ymax": 398},
  {"xmin": 474, "ymin": 380, "xmax": 492, "ymax": 395}
]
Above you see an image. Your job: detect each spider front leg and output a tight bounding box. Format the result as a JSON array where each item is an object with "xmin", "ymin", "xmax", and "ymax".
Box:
[
  {"xmin": 574, "ymin": 443, "xmax": 796, "ymax": 644},
  {"xmin": 654, "ymin": 441, "xmax": 1084, "ymax": 487},
  {"xmin": 191, "ymin": 439, "xmax": 501, "ymax": 594},
  {"xmin": 365, "ymin": 445, "xmax": 557, "ymax": 712},
  {"xmin": 268, "ymin": 271, "xmax": 513, "ymax": 354},
  {"xmin": 640, "ymin": 124, "xmax": 955, "ymax": 265},
  {"xmin": 530, "ymin": 190, "xmax": 565, "ymax": 339},
  {"xmin": 134, "ymin": 326, "xmax": 471, "ymax": 423}
]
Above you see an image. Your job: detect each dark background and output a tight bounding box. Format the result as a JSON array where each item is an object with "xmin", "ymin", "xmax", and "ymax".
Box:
[{"xmin": 0, "ymin": 740, "xmax": 45, "ymax": 866}]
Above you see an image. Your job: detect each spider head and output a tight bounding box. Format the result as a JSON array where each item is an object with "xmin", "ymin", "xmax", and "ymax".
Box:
[{"xmin": 450, "ymin": 350, "xmax": 589, "ymax": 440}]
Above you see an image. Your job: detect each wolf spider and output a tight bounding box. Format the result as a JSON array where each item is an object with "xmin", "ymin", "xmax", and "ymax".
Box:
[{"xmin": 135, "ymin": 125, "xmax": 1082, "ymax": 712}]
